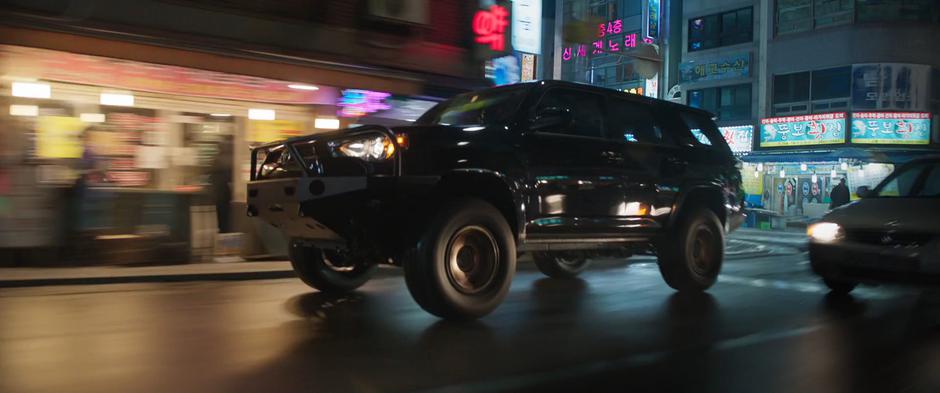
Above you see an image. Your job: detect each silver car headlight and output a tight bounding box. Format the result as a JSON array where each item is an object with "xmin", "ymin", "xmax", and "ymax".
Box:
[
  {"xmin": 330, "ymin": 134, "xmax": 395, "ymax": 162},
  {"xmin": 807, "ymin": 222, "xmax": 844, "ymax": 243}
]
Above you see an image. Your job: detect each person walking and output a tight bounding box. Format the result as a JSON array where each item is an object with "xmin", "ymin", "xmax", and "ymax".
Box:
[{"xmin": 829, "ymin": 178, "xmax": 850, "ymax": 209}]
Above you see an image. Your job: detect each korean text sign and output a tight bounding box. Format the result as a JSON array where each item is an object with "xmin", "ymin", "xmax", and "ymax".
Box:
[
  {"xmin": 851, "ymin": 112, "xmax": 930, "ymax": 145},
  {"xmin": 679, "ymin": 53, "xmax": 750, "ymax": 83},
  {"xmin": 760, "ymin": 113, "xmax": 846, "ymax": 147}
]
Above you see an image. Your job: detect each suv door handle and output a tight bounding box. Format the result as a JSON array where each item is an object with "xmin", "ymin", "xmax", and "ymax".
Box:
[
  {"xmin": 665, "ymin": 157, "xmax": 688, "ymax": 171},
  {"xmin": 601, "ymin": 150, "xmax": 623, "ymax": 163}
]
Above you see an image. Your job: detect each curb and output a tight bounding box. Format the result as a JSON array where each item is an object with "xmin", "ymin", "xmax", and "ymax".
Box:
[{"xmin": 0, "ymin": 269, "xmax": 298, "ymax": 288}]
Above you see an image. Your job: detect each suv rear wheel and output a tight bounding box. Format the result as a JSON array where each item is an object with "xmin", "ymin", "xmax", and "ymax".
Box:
[
  {"xmin": 404, "ymin": 198, "xmax": 516, "ymax": 320},
  {"xmin": 657, "ymin": 208, "xmax": 724, "ymax": 292},
  {"xmin": 533, "ymin": 252, "xmax": 590, "ymax": 278},
  {"xmin": 822, "ymin": 278, "xmax": 857, "ymax": 294},
  {"xmin": 289, "ymin": 241, "xmax": 377, "ymax": 293}
]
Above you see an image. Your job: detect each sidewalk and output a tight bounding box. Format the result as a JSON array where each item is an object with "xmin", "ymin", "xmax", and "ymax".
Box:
[{"xmin": 0, "ymin": 261, "xmax": 296, "ymax": 288}]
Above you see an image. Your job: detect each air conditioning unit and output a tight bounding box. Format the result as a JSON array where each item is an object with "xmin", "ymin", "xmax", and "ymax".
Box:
[{"xmin": 367, "ymin": 0, "xmax": 429, "ymax": 25}]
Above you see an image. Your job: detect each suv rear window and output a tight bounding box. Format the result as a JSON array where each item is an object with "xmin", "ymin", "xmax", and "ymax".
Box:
[{"xmin": 677, "ymin": 111, "xmax": 731, "ymax": 153}]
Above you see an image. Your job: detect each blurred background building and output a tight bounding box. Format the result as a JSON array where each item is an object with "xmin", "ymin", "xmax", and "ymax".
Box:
[
  {"xmin": 1, "ymin": 0, "xmax": 938, "ymax": 265},
  {"xmin": 0, "ymin": 0, "xmax": 495, "ymax": 265},
  {"xmin": 549, "ymin": 0, "xmax": 938, "ymax": 227}
]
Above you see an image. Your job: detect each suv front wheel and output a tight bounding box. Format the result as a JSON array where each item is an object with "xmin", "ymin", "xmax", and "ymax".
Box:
[
  {"xmin": 657, "ymin": 208, "xmax": 724, "ymax": 292},
  {"xmin": 289, "ymin": 241, "xmax": 377, "ymax": 293},
  {"xmin": 404, "ymin": 198, "xmax": 516, "ymax": 320}
]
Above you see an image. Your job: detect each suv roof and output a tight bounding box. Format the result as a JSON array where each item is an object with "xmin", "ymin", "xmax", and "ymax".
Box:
[{"xmin": 525, "ymin": 80, "xmax": 717, "ymax": 120}]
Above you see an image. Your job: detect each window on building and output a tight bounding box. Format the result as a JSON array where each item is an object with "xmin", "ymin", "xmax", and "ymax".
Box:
[
  {"xmin": 777, "ymin": 0, "xmax": 854, "ymax": 35},
  {"xmin": 688, "ymin": 7, "xmax": 753, "ymax": 52},
  {"xmin": 622, "ymin": 0, "xmax": 642, "ymax": 17},
  {"xmin": 773, "ymin": 72, "xmax": 811, "ymax": 104},
  {"xmin": 773, "ymin": 67, "xmax": 851, "ymax": 115},
  {"xmin": 688, "ymin": 84, "xmax": 752, "ymax": 121},
  {"xmin": 857, "ymin": 0, "xmax": 940, "ymax": 24},
  {"xmin": 776, "ymin": 0, "xmax": 813, "ymax": 35},
  {"xmin": 810, "ymin": 66, "xmax": 852, "ymax": 100},
  {"xmin": 814, "ymin": 0, "xmax": 854, "ymax": 28}
]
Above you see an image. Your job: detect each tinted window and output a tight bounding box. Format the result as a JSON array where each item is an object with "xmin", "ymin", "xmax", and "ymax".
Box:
[
  {"xmin": 416, "ymin": 86, "xmax": 526, "ymax": 126},
  {"xmin": 919, "ymin": 165, "xmax": 940, "ymax": 197},
  {"xmin": 678, "ymin": 111, "xmax": 731, "ymax": 152},
  {"xmin": 607, "ymin": 98, "xmax": 665, "ymax": 144},
  {"xmin": 535, "ymin": 89, "xmax": 606, "ymax": 138},
  {"xmin": 875, "ymin": 163, "xmax": 929, "ymax": 198}
]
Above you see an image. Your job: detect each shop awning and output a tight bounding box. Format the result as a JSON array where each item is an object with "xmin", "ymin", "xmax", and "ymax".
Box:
[{"xmin": 742, "ymin": 148, "xmax": 940, "ymax": 164}]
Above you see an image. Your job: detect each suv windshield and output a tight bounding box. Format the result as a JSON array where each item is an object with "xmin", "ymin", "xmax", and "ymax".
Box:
[
  {"xmin": 416, "ymin": 86, "xmax": 527, "ymax": 126},
  {"xmin": 873, "ymin": 162, "xmax": 940, "ymax": 198}
]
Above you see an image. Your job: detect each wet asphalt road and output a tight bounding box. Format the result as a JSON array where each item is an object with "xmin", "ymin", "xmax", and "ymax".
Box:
[{"xmin": 2, "ymin": 243, "xmax": 939, "ymax": 393}]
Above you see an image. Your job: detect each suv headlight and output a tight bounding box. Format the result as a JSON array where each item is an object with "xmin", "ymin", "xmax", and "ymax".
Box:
[
  {"xmin": 807, "ymin": 222, "xmax": 843, "ymax": 242},
  {"xmin": 331, "ymin": 134, "xmax": 395, "ymax": 161}
]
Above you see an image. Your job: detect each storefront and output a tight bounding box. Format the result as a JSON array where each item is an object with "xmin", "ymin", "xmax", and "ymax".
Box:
[
  {"xmin": 741, "ymin": 111, "xmax": 938, "ymax": 228},
  {"xmin": 0, "ymin": 44, "xmax": 425, "ymax": 264}
]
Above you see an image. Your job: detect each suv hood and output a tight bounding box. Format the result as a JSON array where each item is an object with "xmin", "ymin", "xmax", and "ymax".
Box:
[{"xmin": 824, "ymin": 198, "xmax": 940, "ymax": 234}]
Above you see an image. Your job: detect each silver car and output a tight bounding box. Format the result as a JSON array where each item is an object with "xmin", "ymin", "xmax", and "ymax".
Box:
[{"xmin": 808, "ymin": 157, "xmax": 940, "ymax": 294}]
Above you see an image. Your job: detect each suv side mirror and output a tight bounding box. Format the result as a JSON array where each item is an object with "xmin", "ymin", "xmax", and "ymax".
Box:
[
  {"xmin": 530, "ymin": 107, "xmax": 572, "ymax": 132},
  {"xmin": 856, "ymin": 186, "xmax": 870, "ymax": 198}
]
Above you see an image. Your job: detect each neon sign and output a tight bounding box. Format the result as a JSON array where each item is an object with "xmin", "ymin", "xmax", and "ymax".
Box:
[
  {"xmin": 337, "ymin": 89, "xmax": 391, "ymax": 117},
  {"xmin": 564, "ymin": 19, "xmax": 640, "ymax": 62},
  {"xmin": 473, "ymin": 5, "xmax": 509, "ymax": 51}
]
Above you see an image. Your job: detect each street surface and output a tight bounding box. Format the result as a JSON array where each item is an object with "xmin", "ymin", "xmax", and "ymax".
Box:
[{"xmin": 2, "ymin": 236, "xmax": 939, "ymax": 393}]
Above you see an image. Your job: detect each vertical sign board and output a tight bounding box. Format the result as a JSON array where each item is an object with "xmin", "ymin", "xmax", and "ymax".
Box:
[
  {"xmin": 511, "ymin": 0, "xmax": 541, "ymax": 55},
  {"xmin": 520, "ymin": 53, "xmax": 536, "ymax": 81},
  {"xmin": 473, "ymin": 3, "xmax": 512, "ymax": 59},
  {"xmin": 850, "ymin": 112, "xmax": 931, "ymax": 145},
  {"xmin": 646, "ymin": 0, "xmax": 661, "ymax": 40},
  {"xmin": 760, "ymin": 113, "xmax": 847, "ymax": 147}
]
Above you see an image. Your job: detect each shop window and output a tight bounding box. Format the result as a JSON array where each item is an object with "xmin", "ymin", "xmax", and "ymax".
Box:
[
  {"xmin": 606, "ymin": 98, "xmax": 664, "ymax": 144},
  {"xmin": 688, "ymin": 84, "xmax": 751, "ymax": 121},
  {"xmin": 810, "ymin": 66, "xmax": 851, "ymax": 100},
  {"xmin": 688, "ymin": 7, "xmax": 753, "ymax": 52},
  {"xmin": 857, "ymin": 0, "xmax": 940, "ymax": 24}
]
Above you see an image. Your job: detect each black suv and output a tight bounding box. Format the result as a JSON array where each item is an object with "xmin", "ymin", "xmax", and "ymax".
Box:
[{"xmin": 248, "ymin": 80, "xmax": 744, "ymax": 319}]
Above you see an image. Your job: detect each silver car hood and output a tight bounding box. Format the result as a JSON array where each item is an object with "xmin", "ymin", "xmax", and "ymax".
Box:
[{"xmin": 824, "ymin": 198, "xmax": 940, "ymax": 234}]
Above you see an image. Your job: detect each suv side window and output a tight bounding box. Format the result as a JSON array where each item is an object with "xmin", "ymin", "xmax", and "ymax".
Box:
[
  {"xmin": 677, "ymin": 111, "xmax": 731, "ymax": 153},
  {"xmin": 607, "ymin": 98, "xmax": 667, "ymax": 144},
  {"xmin": 534, "ymin": 88, "xmax": 606, "ymax": 138}
]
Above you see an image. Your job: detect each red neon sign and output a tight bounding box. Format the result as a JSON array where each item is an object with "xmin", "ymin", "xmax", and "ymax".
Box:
[{"xmin": 473, "ymin": 5, "xmax": 509, "ymax": 51}]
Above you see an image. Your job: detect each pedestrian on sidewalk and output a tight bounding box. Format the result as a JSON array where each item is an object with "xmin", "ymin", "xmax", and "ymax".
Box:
[{"xmin": 829, "ymin": 178, "xmax": 850, "ymax": 209}]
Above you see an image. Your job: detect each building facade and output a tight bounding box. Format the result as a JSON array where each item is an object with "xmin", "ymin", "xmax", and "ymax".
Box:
[
  {"xmin": 0, "ymin": 0, "xmax": 484, "ymax": 264},
  {"xmin": 671, "ymin": 0, "xmax": 940, "ymax": 226}
]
